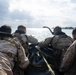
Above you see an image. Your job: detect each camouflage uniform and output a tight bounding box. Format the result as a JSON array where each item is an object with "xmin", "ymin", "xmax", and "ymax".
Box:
[
  {"xmin": 39, "ymin": 34, "xmax": 73, "ymax": 68},
  {"xmin": 0, "ymin": 37, "xmax": 29, "ymax": 75},
  {"xmin": 60, "ymin": 40, "xmax": 76, "ymax": 75},
  {"xmin": 14, "ymin": 33, "xmax": 38, "ymax": 54}
]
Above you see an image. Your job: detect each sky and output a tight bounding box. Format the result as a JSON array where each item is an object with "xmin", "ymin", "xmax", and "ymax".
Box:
[{"xmin": 0, "ymin": 0, "xmax": 76, "ymax": 28}]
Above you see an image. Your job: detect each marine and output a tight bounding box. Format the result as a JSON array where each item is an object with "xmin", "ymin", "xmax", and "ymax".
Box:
[
  {"xmin": 13, "ymin": 25, "xmax": 38, "ymax": 54},
  {"xmin": 0, "ymin": 25, "xmax": 29, "ymax": 75},
  {"xmin": 39, "ymin": 26, "xmax": 73, "ymax": 75},
  {"xmin": 60, "ymin": 28, "xmax": 76, "ymax": 75}
]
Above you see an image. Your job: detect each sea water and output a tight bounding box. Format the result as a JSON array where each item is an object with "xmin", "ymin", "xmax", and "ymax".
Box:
[{"xmin": 12, "ymin": 28, "xmax": 73, "ymax": 42}]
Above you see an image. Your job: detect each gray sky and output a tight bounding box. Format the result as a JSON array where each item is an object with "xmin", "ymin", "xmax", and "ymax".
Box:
[{"xmin": 0, "ymin": 0, "xmax": 76, "ymax": 28}]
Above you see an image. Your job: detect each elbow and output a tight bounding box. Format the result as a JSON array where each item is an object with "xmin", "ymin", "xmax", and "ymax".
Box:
[{"xmin": 19, "ymin": 58, "xmax": 29, "ymax": 69}]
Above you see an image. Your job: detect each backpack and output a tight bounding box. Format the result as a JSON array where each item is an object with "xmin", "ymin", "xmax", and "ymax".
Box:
[
  {"xmin": 51, "ymin": 35, "xmax": 73, "ymax": 51},
  {"xmin": 50, "ymin": 35, "xmax": 73, "ymax": 67}
]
